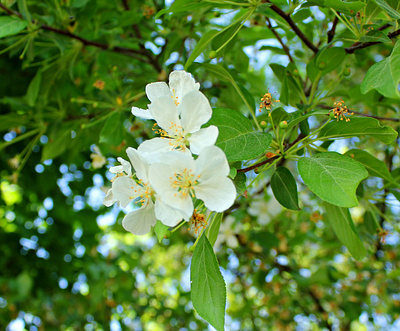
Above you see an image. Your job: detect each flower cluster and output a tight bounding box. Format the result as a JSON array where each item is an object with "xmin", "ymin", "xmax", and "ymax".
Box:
[
  {"xmin": 330, "ymin": 100, "xmax": 354, "ymax": 122},
  {"xmin": 103, "ymin": 71, "xmax": 236, "ymax": 235}
]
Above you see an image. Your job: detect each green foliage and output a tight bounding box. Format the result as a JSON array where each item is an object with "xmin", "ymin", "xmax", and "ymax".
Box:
[
  {"xmin": 298, "ymin": 152, "xmax": 368, "ymax": 208},
  {"xmin": 207, "ymin": 107, "xmax": 272, "ymax": 162},
  {"xmin": 0, "ymin": 0, "xmax": 400, "ymax": 329},
  {"xmin": 191, "ymin": 234, "xmax": 226, "ymax": 331}
]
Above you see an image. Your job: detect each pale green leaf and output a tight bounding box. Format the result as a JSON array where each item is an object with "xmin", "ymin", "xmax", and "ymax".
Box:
[
  {"xmin": 298, "ymin": 152, "xmax": 368, "ymax": 208},
  {"xmin": 324, "ymin": 202, "xmax": 366, "ymax": 260},
  {"xmin": 233, "ymin": 172, "xmax": 247, "ymax": 195},
  {"xmin": 207, "ymin": 108, "xmax": 272, "ymax": 161},
  {"xmin": 373, "ymin": 0, "xmax": 400, "ymax": 19},
  {"xmin": 206, "ymin": 213, "xmax": 223, "ymax": 247},
  {"xmin": 0, "ymin": 16, "xmax": 28, "ymax": 39},
  {"xmin": 154, "ymin": 221, "xmax": 169, "ymax": 243},
  {"xmin": 318, "ymin": 117, "xmax": 398, "ymax": 144},
  {"xmin": 360, "ymin": 40, "xmax": 400, "ymax": 99},
  {"xmin": 359, "ymin": 30, "xmax": 392, "ymax": 43},
  {"xmin": 345, "ymin": 149, "xmax": 398, "ymax": 187},
  {"xmin": 191, "ymin": 234, "xmax": 226, "ymax": 331},
  {"xmin": 323, "ymin": 0, "xmax": 366, "ymax": 16}
]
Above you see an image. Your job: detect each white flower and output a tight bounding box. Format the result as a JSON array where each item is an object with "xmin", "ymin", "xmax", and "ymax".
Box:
[
  {"xmin": 132, "ymin": 70, "xmax": 200, "ymax": 120},
  {"xmin": 215, "ymin": 216, "xmax": 242, "ymax": 248},
  {"xmin": 104, "ymin": 147, "xmax": 189, "ymax": 235},
  {"xmin": 248, "ymin": 190, "xmax": 282, "ymax": 225},
  {"xmin": 90, "ymin": 146, "xmax": 106, "ymax": 169},
  {"xmin": 149, "ymin": 146, "xmax": 236, "ymax": 219},
  {"xmin": 138, "ymin": 90, "xmax": 218, "ymax": 160}
]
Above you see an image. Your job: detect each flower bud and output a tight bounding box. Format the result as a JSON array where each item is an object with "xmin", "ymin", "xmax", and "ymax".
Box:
[
  {"xmin": 260, "ymin": 120, "xmax": 268, "ymax": 128},
  {"xmin": 343, "ymin": 68, "xmax": 351, "ymax": 77},
  {"xmin": 279, "ymin": 120, "xmax": 288, "ymax": 129},
  {"xmin": 317, "ymin": 61, "xmax": 326, "ymax": 70},
  {"xmin": 209, "ymin": 51, "xmax": 217, "ymax": 59}
]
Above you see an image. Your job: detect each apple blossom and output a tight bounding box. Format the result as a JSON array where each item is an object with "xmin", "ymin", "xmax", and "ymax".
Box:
[
  {"xmin": 131, "ymin": 70, "xmax": 200, "ymax": 120},
  {"xmin": 149, "ymin": 146, "xmax": 236, "ymax": 218}
]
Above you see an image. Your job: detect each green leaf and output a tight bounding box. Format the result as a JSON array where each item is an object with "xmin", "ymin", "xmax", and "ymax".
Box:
[
  {"xmin": 364, "ymin": 211, "xmax": 379, "ymax": 235},
  {"xmin": 185, "ymin": 30, "xmax": 219, "ymax": 70},
  {"xmin": 0, "ymin": 16, "xmax": 28, "ymax": 39},
  {"xmin": 359, "ymin": 30, "xmax": 392, "ymax": 43},
  {"xmin": 280, "ymin": 71, "xmax": 289, "ymax": 105},
  {"xmin": 206, "ymin": 213, "xmax": 223, "ymax": 247},
  {"xmin": 207, "ymin": 108, "xmax": 272, "ymax": 161},
  {"xmin": 99, "ymin": 112, "xmax": 124, "ymax": 146},
  {"xmin": 323, "ymin": 0, "xmax": 366, "ymax": 16},
  {"xmin": 191, "ymin": 234, "xmax": 226, "ymax": 331},
  {"xmin": 154, "ymin": 221, "xmax": 169, "ymax": 243},
  {"xmin": 315, "ymin": 47, "xmax": 346, "ymax": 75},
  {"xmin": 285, "ymin": 109, "xmax": 328, "ymax": 131},
  {"xmin": 318, "ymin": 117, "xmax": 398, "ymax": 144},
  {"xmin": 323, "ymin": 202, "xmax": 366, "ymax": 260},
  {"xmin": 271, "ymin": 167, "xmax": 300, "ymax": 210},
  {"xmin": 41, "ymin": 124, "xmax": 76, "ymax": 161},
  {"xmin": 344, "ymin": 149, "xmax": 398, "ymax": 186},
  {"xmin": 233, "ymin": 171, "xmax": 247, "ymax": 195},
  {"xmin": 156, "ymin": 0, "xmax": 209, "ymax": 18},
  {"xmin": 360, "ymin": 40, "xmax": 400, "ymax": 99},
  {"xmin": 373, "ymin": 0, "xmax": 400, "ymax": 19},
  {"xmin": 26, "ymin": 71, "xmax": 41, "ymax": 107},
  {"xmin": 72, "ymin": 0, "xmax": 90, "ymax": 8},
  {"xmin": 390, "ymin": 189, "xmax": 400, "ymax": 202},
  {"xmin": 298, "ymin": 152, "xmax": 368, "ymax": 208}
]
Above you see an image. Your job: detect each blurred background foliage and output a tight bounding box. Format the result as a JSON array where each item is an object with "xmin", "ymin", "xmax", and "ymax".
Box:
[{"xmin": 1, "ymin": 0, "xmax": 400, "ymax": 330}]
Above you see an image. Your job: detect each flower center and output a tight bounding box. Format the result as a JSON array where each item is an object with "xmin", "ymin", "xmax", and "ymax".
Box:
[
  {"xmin": 130, "ymin": 180, "xmax": 153, "ymax": 206},
  {"xmin": 170, "ymin": 168, "xmax": 200, "ymax": 198},
  {"xmin": 152, "ymin": 122, "xmax": 188, "ymax": 151}
]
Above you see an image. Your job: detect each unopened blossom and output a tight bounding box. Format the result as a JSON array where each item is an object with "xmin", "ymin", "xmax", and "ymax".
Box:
[
  {"xmin": 103, "ymin": 147, "xmax": 189, "ymax": 234},
  {"xmin": 90, "ymin": 146, "xmax": 106, "ymax": 169},
  {"xmin": 149, "ymin": 146, "xmax": 236, "ymax": 221},
  {"xmin": 248, "ymin": 191, "xmax": 282, "ymax": 225},
  {"xmin": 132, "ymin": 70, "xmax": 200, "ymax": 120},
  {"xmin": 215, "ymin": 216, "xmax": 242, "ymax": 248},
  {"xmin": 138, "ymin": 90, "xmax": 218, "ymax": 160}
]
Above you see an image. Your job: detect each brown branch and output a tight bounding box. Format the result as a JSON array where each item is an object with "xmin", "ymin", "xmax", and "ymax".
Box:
[
  {"xmin": 263, "ymin": 1, "xmax": 319, "ymax": 54},
  {"xmin": 266, "ymin": 17, "xmax": 294, "ymax": 63},
  {"xmin": 0, "ymin": 3, "xmax": 22, "ymax": 17},
  {"xmin": 345, "ymin": 28, "xmax": 400, "ymax": 54},
  {"xmin": 327, "ymin": 15, "xmax": 339, "ymax": 44}
]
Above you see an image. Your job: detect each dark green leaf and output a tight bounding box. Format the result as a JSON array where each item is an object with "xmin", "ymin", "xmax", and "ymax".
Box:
[
  {"xmin": 373, "ymin": 0, "xmax": 400, "ymax": 19},
  {"xmin": 233, "ymin": 171, "xmax": 247, "ymax": 195},
  {"xmin": 191, "ymin": 234, "xmax": 226, "ymax": 331},
  {"xmin": 318, "ymin": 117, "xmax": 398, "ymax": 144},
  {"xmin": 271, "ymin": 167, "xmax": 300, "ymax": 210},
  {"xmin": 323, "ymin": 0, "xmax": 366, "ymax": 16},
  {"xmin": 185, "ymin": 30, "xmax": 219, "ymax": 69},
  {"xmin": 359, "ymin": 30, "xmax": 392, "ymax": 43},
  {"xmin": 324, "ymin": 202, "xmax": 366, "ymax": 260},
  {"xmin": 26, "ymin": 71, "xmax": 41, "ymax": 107},
  {"xmin": 99, "ymin": 112, "xmax": 124, "ymax": 146}
]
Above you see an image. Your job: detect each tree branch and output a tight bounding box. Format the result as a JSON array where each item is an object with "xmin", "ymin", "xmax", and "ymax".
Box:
[
  {"xmin": 327, "ymin": 15, "xmax": 339, "ymax": 44},
  {"xmin": 266, "ymin": 17, "xmax": 294, "ymax": 63},
  {"xmin": 263, "ymin": 1, "xmax": 319, "ymax": 54},
  {"xmin": 345, "ymin": 28, "xmax": 400, "ymax": 54}
]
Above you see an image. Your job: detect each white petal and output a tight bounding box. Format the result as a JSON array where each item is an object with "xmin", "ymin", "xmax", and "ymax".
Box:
[
  {"xmin": 148, "ymin": 96, "xmax": 181, "ymax": 134},
  {"xmin": 126, "ymin": 147, "xmax": 149, "ymax": 181},
  {"xmin": 226, "ymin": 235, "xmax": 239, "ymax": 248},
  {"xmin": 137, "ymin": 138, "xmax": 176, "ymax": 163},
  {"xmin": 195, "ymin": 176, "xmax": 236, "ymax": 212},
  {"xmin": 122, "ymin": 202, "xmax": 157, "ymax": 235},
  {"xmin": 103, "ymin": 188, "xmax": 116, "ymax": 207},
  {"xmin": 168, "ymin": 70, "xmax": 200, "ymax": 102},
  {"xmin": 195, "ymin": 146, "xmax": 230, "ymax": 180},
  {"xmin": 155, "ymin": 198, "xmax": 191, "ymax": 227},
  {"xmin": 117, "ymin": 157, "xmax": 132, "ymax": 176},
  {"xmin": 188, "ymin": 126, "xmax": 219, "ymax": 154},
  {"xmin": 131, "ymin": 106, "xmax": 154, "ymax": 120},
  {"xmin": 179, "ymin": 91, "xmax": 212, "ymax": 133},
  {"xmin": 149, "ymin": 163, "xmax": 194, "ymax": 216},
  {"xmin": 112, "ymin": 177, "xmax": 141, "ymax": 208},
  {"xmin": 145, "ymin": 82, "xmax": 171, "ymax": 102}
]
